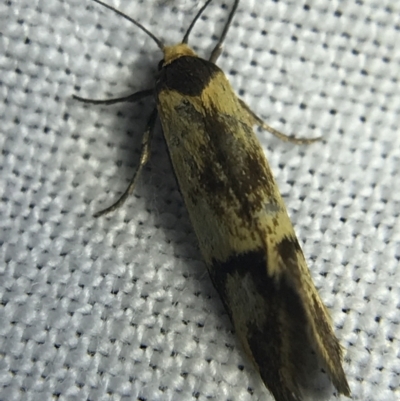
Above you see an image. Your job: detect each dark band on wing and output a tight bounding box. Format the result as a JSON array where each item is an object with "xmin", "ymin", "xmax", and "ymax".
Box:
[
  {"xmin": 156, "ymin": 56, "xmax": 221, "ymax": 97},
  {"xmin": 210, "ymin": 250, "xmax": 311, "ymax": 401}
]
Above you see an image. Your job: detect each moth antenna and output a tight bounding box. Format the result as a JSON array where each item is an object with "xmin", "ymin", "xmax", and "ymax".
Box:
[
  {"xmin": 90, "ymin": 0, "xmax": 164, "ymax": 50},
  {"xmin": 181, "ymin": 0, "xmax": 213, "ymax": 44},
  {"xmin": 211, "ymin": 0, "xmax": 239, "ymax": 53}
]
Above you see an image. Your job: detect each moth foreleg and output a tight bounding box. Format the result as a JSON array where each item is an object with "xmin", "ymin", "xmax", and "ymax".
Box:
[{"xmin": 94, "ymin": 107, "xmax": 158, "ymax": 217}]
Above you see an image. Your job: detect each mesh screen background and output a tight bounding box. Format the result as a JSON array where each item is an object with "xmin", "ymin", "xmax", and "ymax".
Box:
[{"xmin": 1, "ymin": 0, "xmax": 400, "ymax": 400}]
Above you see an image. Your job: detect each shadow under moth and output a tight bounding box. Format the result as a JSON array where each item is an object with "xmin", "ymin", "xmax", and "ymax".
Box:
[{"xmin": 73, "ymin": 0, "xmax": 350, "ymax": 400}]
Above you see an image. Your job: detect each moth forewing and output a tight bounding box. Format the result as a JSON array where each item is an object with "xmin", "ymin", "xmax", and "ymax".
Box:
[{"xmin": 156, "ymin": 50, "xmax": 350, "ymax": 398}]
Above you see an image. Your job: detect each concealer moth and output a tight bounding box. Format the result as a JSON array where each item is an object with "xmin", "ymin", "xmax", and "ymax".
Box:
[{"xmin": 73, "ymin": 1, "xmax": 350, "ymax": 400}]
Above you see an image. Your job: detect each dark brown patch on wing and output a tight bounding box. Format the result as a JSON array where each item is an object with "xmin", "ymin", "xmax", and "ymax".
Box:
[
  {"xmin": 210, "ymin": 250, "xmax": 269, "ymax": 297},
  {"xmin": 198, "ymin": 109, "xmax": 276, "ymax": 221},
  {"xmin": 165, "ymin": 100, "xmax": 276, "ymax": 221},
  {"xmin": 156, "ymin": 56, "xmax": 220, "ymax": 97},
  {"xmin": 210, "ymin": 251, "xmax": 312, "ymax": 401},
  {"xmin": 277, "ymin": 235, "xmax": 302, "ymax": 261},
  {"xmin": 276, "ymin": 236, "xmax": 350, "ymax": 397}
]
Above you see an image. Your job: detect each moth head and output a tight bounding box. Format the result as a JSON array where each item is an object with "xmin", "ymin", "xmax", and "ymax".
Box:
[{"xmin": 160, "ymin": 44, "xmax": 198, "ymax": 68}]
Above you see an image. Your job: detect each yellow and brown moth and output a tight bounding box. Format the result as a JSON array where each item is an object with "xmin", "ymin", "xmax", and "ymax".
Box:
[{"xmin": 73, "ymin": 1, "xmax": 350, "ymax": 400}]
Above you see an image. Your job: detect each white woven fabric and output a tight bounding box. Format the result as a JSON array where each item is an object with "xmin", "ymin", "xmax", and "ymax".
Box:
[{"xmin": 1, "ymin": 0, "xmax": 399, "ymax": 400}]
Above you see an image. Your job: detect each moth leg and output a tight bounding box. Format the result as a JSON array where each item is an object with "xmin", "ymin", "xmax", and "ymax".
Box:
[
  {"xmin": 93, "ymin": 107, "xmax": 158, "ymax": 217},
  {"xmin": 209, "ymin": 0, "xmax": 240, "ymax": 63},
  {"xmin": 239, "ymin": 98, "xmax": 321, "ymax": 144},
  {"xmin": 73, "ymin": 89, "xmax": 153, "ymax": 105}
]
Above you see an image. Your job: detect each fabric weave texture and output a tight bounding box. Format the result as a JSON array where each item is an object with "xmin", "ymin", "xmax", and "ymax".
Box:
[{"xmin": 1, "ymin": 1, "xmax": 399, "ymax": 400}]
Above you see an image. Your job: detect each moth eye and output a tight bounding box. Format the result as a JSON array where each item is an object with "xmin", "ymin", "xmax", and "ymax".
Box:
[{"xmin": 158, "ymin": 59, "xmax": 165, "ymax": 70}]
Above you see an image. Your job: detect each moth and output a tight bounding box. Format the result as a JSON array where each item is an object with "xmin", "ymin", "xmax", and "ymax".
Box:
[{"xmin": 73, "ymin": 1, "xmax": 350, "ymax": 400}]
